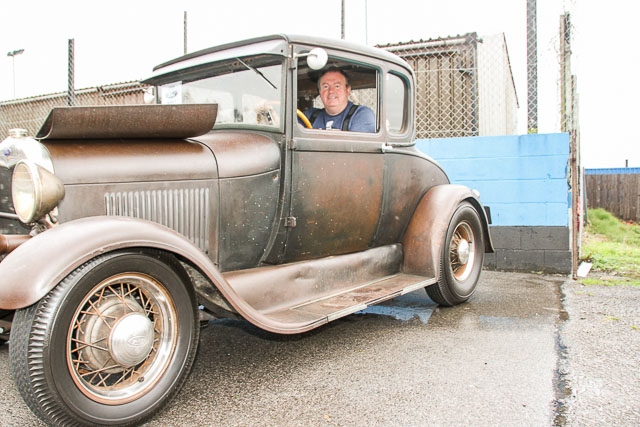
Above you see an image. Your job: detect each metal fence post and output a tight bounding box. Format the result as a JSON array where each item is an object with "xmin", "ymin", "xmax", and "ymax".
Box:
[
  {"xmin": 527, "ymin": 0, "xmax": 538, "ymax": 134},
  {"xmin": 67, "ymin": 39, "xmax": 75, "ymax": 107}
]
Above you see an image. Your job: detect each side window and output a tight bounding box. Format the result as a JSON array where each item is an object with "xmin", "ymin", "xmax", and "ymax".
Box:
[
  {"xmin": 385, "ymin": 72, "xmax": 408, "ymax": 133},
  {"xmin": 297, "ymin": 55, "xmax": 379, "ymax": 133}
]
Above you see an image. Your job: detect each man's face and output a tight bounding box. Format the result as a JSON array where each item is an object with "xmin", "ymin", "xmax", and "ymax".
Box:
[{"xmin": 318, "ymin": 71, "xmax": 351, "ymax": 116}]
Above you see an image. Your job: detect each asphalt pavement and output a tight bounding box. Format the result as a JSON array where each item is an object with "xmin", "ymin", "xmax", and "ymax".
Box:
[{"xmin": 0, "ymin": 271, "xmax": 638, "ymax": 426}]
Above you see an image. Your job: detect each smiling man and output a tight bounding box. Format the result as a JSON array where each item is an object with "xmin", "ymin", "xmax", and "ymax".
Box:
[{"xmin": 304, "ymin": 67, "xmax": 376, "ymax": 133}]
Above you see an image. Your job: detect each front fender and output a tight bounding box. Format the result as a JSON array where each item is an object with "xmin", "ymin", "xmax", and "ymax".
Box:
[
  {"xmin": 0, "ymin": 216, "xmax": 215, "ymax": 310},
  {"xmin": 402, "ymin": 184, "xmax": 493, "ymax": 278},
  {"xmin": 0, "ymin": 216, "xmax": 321, "ymax": 334}
]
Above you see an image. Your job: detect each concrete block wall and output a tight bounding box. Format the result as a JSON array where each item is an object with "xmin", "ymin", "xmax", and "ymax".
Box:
[{"xmin": 416, "ymin": 133, "xmax": 572, "ymax": 274}]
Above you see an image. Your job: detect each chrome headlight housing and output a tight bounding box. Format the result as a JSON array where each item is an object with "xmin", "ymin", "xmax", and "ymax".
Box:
[{"xmin": 12, "ymin": 160, "xmax": 65, "ymax": 224}]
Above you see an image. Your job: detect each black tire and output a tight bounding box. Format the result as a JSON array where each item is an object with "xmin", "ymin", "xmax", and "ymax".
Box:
[
  {"xmin": 427, "ymin": 201, "xmax": 484, "ymax": 306},
  {"xmin": 9, "ymin": 250, "xmax": 199, "ymax": 426}
]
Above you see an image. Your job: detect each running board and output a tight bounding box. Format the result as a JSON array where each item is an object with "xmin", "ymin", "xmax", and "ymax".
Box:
[
  {"xmin": 265, "ymin": 273, "xmax": 436, "ymax": 325},
  {"xmin": 220, "ymin": 244, "xmax": 436, "ymax": 332}
]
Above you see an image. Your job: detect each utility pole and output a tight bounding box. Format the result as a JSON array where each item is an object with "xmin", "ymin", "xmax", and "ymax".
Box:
[
  {"xmin": 341, "ymin": 0, "xmax": 345, "ymax": 39},
  {"xmin": 7, "ymin": 49, "xmax": 24, "ymax": 99},
  {"xmin": 68, "ymin": 39, "xmax": 75, "ymax": 106},
  {"xmin": 365, "ymin": 0, "xmax": 368, "ymax": 44},
  {"xmin": 184, "ymin": 11, "xmax": 188, "ymax": 54}
]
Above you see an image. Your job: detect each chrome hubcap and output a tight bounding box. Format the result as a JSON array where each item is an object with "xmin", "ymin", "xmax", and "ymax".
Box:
[
  {"xmin": 109, "ymin": 312, "xmax": 155, "ymax": 367},
  {"xmin": 449, "ymin": 221, "xmax": 476, "ymax": 281},
  {"xmin": 457, "ymin": 238, "xmax": 470, "ymax": 265}
]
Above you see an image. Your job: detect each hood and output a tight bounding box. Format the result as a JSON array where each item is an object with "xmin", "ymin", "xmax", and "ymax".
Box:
[{"xmin": 40, "ymin": 104, "xmax": 219, "ymax": 185}]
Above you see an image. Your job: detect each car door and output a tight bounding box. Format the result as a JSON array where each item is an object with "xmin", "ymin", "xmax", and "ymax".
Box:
[
  {"xmin": 281, "ymin": 55, "xmax": 384, "ymax": 262},
  {"xmin": 283, "ymin": 132, "xmax": 384, "ymax": 262}
]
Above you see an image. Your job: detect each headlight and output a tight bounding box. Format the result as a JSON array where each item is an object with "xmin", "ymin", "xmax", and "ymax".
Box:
[{"xmin": 12, "ymin": 161, "xmax": 65, "ymax": 223}]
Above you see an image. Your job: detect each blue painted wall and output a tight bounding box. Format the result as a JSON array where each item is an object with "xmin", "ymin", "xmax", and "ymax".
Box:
[{"xmin": 416, "ymin": 133, "xmax": 571, "ymax": 227}]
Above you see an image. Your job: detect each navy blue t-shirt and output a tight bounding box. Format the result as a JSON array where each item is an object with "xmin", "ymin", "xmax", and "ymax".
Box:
[{"xmin": 303, "ymin": 102, "xmax": 375, "ymax": 133}]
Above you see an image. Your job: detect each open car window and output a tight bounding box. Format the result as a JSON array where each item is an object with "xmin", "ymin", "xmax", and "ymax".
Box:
[{"xmin": 297, "ymin": 55, "xmax": 379, "ymax": 133}]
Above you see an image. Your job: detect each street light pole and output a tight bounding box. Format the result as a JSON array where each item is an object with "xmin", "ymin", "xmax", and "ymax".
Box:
[{"xmin": 7, "ymin": 49, "xmax": 25, "ymax": 99}]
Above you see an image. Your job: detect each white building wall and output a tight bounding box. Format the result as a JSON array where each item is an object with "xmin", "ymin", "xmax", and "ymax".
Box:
[{"xmin": 478, "ymin": 33, "xmax": 519, "ymax": 136}]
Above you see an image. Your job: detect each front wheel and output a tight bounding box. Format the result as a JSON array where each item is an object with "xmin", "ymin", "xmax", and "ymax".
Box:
[
  {"xmin": 427, "ymin": 201, "xmax": 485, "ymax": 306},
  {"xmin": 10, "ymin": 250, "xmax": 200, "ymax": 426}
]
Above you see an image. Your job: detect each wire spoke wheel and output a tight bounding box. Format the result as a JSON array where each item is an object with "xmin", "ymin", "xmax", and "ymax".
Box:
[
  {"xmin": 68, "ymin": 273, "xmax": 177, "ymax": 404},
  {"xmin": 427, "ymin": 202, "xmax": 485, "ymax": 306},
  {"xmin": 10, "ymin": 250, "xmax": 199, "ymax": 426},
  {"xmin": 448, "ymin": 222, "xmax": 476, "ymax": 282}
]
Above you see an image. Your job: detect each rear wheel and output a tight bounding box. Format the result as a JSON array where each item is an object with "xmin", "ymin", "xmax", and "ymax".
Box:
[
  {"xmin": 10, "ymin": 250, "xmax": 199, "ymax": 426},
  {"xmin": 427, "ymin": 201, "xmax": 484, "ymax": 306}
]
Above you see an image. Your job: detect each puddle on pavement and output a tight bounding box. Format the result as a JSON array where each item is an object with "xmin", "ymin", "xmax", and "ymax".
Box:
[
  {"xmin": 356, "ymin": 305, "xmax": 434, "ymax": 323},
  {"xmin": 355, "ymin": 291, "xmax": 436, "ymax": 323}
]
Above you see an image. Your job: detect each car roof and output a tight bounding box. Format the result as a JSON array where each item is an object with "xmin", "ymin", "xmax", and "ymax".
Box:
[{"xmin": 149, "ymin": 34, "xmax": 412, "ymax": 76}]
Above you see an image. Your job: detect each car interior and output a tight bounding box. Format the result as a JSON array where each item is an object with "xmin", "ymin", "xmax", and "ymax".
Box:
[{"xmin": 297, "ymin": 57, "xmax": 379, "ymax": 131}]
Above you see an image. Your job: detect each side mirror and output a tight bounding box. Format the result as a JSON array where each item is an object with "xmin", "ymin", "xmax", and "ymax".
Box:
[{"xmin": 301, "ymin": 48, "xmax": 328, "ymax": 70}]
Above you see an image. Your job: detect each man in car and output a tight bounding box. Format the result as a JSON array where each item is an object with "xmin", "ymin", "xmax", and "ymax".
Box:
[{"xmin": 303, "ymin": 67, "xmax": 375, "ymax": 132}]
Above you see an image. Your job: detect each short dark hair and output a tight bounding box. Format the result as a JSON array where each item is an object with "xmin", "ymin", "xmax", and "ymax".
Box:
[{"xmin": 317, "ymin": 67, "xmax": 351, "ymax": 90}]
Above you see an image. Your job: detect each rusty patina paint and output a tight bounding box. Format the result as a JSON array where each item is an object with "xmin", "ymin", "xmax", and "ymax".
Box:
[
  {"xmin": 37, "ymin": 104, "xmax": 217, "ymax": 140},
  {"xmin": 0, "ymin": 234, "xmax": 30, "ymax": 255}
]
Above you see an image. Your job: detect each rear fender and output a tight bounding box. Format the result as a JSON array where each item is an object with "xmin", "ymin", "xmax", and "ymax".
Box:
[
  {"xmin": 402, "ymin": 184, "xmax": 493, "ymax": 278},
  {"xmin": 0, "ymin": 217, "xmax": 270, "ymax": 328}
]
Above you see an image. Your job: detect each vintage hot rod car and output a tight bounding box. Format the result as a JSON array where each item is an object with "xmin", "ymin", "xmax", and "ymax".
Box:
[{"xmin": 0, "ymin": 34, "xmax": 492, "ymax": 425}]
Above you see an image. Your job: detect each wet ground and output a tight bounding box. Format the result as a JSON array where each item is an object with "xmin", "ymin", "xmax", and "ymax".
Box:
[
  {"xmin": 560, "ymin": 279, "xmax": 640, "ymax": 425},
  {"xmin": 0, "ymin": 271, "xmax": 638, "ymax": 426}
]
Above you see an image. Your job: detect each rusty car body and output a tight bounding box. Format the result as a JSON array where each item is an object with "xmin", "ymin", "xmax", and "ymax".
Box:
[{"xmin": 0, "ymin": 34, "xmax": 493, "ymax": 426}]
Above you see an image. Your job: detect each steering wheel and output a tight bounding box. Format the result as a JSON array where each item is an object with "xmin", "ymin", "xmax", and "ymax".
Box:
[{"xmin": 297, "ymin": 109, "xmax": 313, "ymax": 129}]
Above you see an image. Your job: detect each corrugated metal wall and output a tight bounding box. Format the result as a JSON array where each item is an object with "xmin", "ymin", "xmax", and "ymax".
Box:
[{"xmin": 381, "ymin": 34, "xmax": 480, "ymax": 139}]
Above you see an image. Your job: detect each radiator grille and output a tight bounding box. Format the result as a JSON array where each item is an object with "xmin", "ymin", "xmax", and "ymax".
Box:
[
  {"xmin": 105, "ymin": 188, "xmax": 210, "ymax": 253},
  {"xmin": 0, "ymin": 166, "xmax": 30, "ymax": 235}
]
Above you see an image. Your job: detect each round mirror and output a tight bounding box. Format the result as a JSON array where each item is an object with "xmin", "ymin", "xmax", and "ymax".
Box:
[{"xmin": 307, "ymin": 48, "xmax": 328, "ymax": 70}]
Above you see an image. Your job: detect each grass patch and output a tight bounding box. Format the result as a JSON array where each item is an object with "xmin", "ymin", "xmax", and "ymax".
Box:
[
  {"xmin": 580, "ymin": 208, "xmax": 640, "ymax": 287},
  {"xmin": 586, "ymin": 208, "xmax": 640, "ymax": 245}
]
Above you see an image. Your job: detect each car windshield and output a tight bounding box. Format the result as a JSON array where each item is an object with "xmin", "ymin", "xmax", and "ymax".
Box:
[{"xmin": 156, "ymin": 54, "xmax": 284, "ymax": 131}]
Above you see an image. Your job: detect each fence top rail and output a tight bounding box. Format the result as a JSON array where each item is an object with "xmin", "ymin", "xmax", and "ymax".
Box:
[{"xmin": 585, "ymin": 167, "xmax": 640, "ymax": 175}]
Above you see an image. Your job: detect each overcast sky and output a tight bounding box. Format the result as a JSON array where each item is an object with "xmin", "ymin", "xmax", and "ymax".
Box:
[{"xmin": 0, "ymin": 0, "xmax": 637, "ymax": 168}]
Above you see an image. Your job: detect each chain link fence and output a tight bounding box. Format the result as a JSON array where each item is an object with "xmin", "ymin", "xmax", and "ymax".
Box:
[
  {"xmin": 379, "ymin": 32, "xmax": 520, "ymax": 139},
  {"xmin": 0, "ymin": 7, "xmax": 578, "ymax": 144},
  {"xmin": 0, "ymin": 82, "xmax": 147, "ymax": 137}
]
